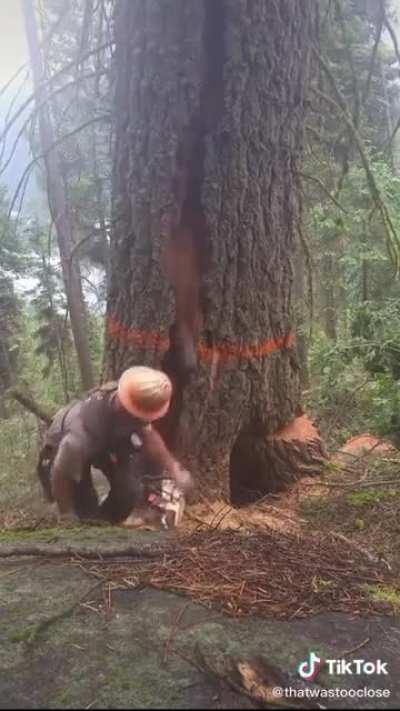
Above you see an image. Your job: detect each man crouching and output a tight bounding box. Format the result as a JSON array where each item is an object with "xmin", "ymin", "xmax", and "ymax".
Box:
[{"xmin": 37, "ymin": 367, "xmax": 194, "ymax": 526}]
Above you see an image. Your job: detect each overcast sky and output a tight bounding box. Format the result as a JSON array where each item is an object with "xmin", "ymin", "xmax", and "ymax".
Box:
[{"xmin": 0, "ymin": 1, "xmax": 28, "ymax": 88}]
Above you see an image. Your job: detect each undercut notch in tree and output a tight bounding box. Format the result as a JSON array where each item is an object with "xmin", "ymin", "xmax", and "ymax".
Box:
[{"xmin": 230, "ymin": 415, "xmax": 328, "ymax": 505}]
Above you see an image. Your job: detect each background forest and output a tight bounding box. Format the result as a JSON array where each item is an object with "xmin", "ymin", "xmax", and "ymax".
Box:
[{"xmin": 1, "ymin": 0, "xmax": 400, "ymax": 526}]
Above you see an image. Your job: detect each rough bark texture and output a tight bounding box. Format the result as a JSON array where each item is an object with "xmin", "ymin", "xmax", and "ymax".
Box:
[
  {"xmin": 105, "ymin": 0, "xmax": 325, "ymax": 499},
  {"xmin": 23, "ymin": 1, "xmax": 95, "ymax": 392}
]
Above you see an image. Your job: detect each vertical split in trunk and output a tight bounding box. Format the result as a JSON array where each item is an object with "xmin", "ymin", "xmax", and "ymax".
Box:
[{"xmin": 159, "ymin": 0, "xmax": 226, "ymax": 451}]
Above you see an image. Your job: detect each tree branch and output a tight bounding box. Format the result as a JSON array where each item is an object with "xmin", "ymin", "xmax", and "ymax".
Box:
[
  {"xmin": 0, "ymin": 70, "xmax": 107, "ymax": 181},
  {"xmin": 298, "ymin": 171, "xmax": 348, "ymax": 213},
  {"xmin": 7, "ymin": 114, "xmax": 110, "ymax": 221},
  {"xmin": 312, "ymin": 79, "xmax": 400, "ymax": 273},
  {"xmin": 0, "ymin": 42, "xmax": 113, "ymax": 147},
  {"xmin": 380, "ymin": 0, "xmax": 400, "ymax": 66},
  {"xmin": 361, "ymin": 9, "xmax": 384, "ymax": 107},
  {"xmin": 7, "ymin": 387, "xmax": 53, "ymax": 424},
  {"xmin": 334, "ymin": 0, "xmax": 360, "ymax": 127}
]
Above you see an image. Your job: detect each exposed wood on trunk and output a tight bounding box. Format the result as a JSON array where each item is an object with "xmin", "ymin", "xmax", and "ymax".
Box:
[{"xmin": 22, "ymin": 0, "xmax": 95, "ymax": 391}]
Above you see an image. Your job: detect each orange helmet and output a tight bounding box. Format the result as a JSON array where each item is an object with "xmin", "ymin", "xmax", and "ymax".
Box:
[{"xmin": 117, "ymin": 366, "xmax": 172, "ymax": 421}]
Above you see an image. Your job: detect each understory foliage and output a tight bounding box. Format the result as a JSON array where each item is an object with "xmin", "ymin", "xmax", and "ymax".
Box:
[{"xmin": 303, "ymin": 0, "xmax": 400, "ymax": 446}]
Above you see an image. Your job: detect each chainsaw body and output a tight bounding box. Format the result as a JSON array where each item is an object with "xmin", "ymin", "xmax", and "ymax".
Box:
[{"xmin": 146, "ymin": 476, "xmax": 186, "ymax": 529}]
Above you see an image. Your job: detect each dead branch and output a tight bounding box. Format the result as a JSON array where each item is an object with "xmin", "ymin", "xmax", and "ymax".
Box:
[
  {"xmin": 329, "ymin": 532, "xmax": 391, "ymax": 570},
  {"xmin": 7, "ymin": 387, "xmax": 54, "ymax": 424},
  {"xmin": 0, "ymin": 70, "xmax": 30, "ymax": 166},
  {"xmin": 0, "ymin": 41, "xmax": 113, "ymax": 147},
  {"xmin": 173, "ymin": 647, "xmax": 266, "ymax": 709},
  {"xmin": 7, "ymin": 114, "xmax": 110, "ymax": 220},
  {"xmin": 0, "ymin": 543, "xmax": 166, "ymax": 559},
  {"xmin": 311, "ymin": 84, "xmax": 400, "ymax": 272},
  {"xmin": 20, "ymin": 579, "xmax": 103, "ymax": 646},
  {"xmin": 0, "ymin": 70, "xmax": 107, "ymax": 182},
  {"xmin": 0, "ymin": 65, "xmax": 28, "ymax": 107},
  {"xmin": 298, "ymin": 171, "xmax": 348, "ymax": 213}
]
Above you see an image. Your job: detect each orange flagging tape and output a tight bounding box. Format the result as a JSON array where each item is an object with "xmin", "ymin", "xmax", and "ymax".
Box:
[{"xmin": 106, "ymin": 316, "xmax": 294, "ymax": 364}]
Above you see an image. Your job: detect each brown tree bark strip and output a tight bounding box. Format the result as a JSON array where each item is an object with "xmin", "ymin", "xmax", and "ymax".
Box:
[{"xmin": 22, "ymin": 1, "xmax": 95, "ymax": 391}]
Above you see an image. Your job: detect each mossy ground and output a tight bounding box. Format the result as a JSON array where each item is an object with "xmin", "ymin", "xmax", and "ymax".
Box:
[
  {"xmin": 1, "ymin": 552, "xmax": 400, "ymax": 709},
  {"xmin": 1, "ymin": 413, "xmax": 400, "ymax": 707}
]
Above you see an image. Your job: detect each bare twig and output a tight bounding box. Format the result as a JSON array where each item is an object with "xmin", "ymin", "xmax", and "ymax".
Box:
[
  {"xmin": 23, "ymin": 580, "xmax": 103, "ymax": 646},
  {"xmin": 7, "ymin": 114, "xmax": 110, "ymax": 220},
  {"xmin": 0, "ymin": 70, "xmax": 107, "ymax": 181},
  {"xmin": 0, "ymin": 42, "xmax": 113, "ymax": 146},
  {"xmin": 340, "ymin": 637, "xmax": 370, "ymax": 658},
  {"xmin": 311, "ymin": 84, "xmax": 400, "ymax": 272},
  {"xmin": 330, "ymin": 532, "xmax": 391, "ymax": 571},
  {"xmin": 298, "ymin": 172, "xmax": 348, "ymax": 214},
  {"xmin": 163, "ymin": 602, "xmax": 190, "ymax": 665},
  {"xmin": 0, "ymin": 70, "xmax": 30, "ymax": 166}
]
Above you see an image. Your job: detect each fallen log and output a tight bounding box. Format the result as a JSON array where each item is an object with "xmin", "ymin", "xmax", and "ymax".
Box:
[{"xmin": 0, "ymin": 543, "xmax": 166, "ymax": 559}]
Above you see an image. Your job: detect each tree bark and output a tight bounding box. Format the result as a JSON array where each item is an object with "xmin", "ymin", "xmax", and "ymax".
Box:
[
  {"xmin": 22, "ymin": 1, "xmax": 95, "ymax": 392},
  {"xmin": 105, "ymin": 0, "xmax": 325, "ymax": 500}
]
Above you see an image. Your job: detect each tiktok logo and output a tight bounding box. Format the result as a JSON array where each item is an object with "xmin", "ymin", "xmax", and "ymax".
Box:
[{"xmin": 297, "ymin": 651, "xmax": 322, "ymax": 681}]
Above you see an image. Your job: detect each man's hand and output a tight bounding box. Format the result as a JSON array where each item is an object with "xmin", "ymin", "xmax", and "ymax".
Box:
[
  {"xmin": 141, "ymin": 425, "xmax": 195, "ymax": 499},
  {"xmin": 170, "ymin": 463, "xmax": 195, "ymax": 498}
]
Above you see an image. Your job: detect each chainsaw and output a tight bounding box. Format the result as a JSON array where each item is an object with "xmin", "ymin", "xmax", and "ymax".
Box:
[
  {"xmin": 143, "ymin": 473, "xmax": 186, "ymax": 530},
  {"xmin": 129, "ymin": 433, "xmax": 187, "ymax": 529}
]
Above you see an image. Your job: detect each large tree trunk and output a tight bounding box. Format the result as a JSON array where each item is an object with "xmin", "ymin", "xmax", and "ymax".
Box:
[
  {"xmin": 105, "ymin": 0, "xmax": 326, "ymax": 500},
  {"xmin": 22, "ymin": 1, "xmax": 95, "ymax": 392}
]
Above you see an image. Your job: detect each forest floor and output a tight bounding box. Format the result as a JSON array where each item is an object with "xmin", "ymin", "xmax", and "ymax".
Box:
[{"xmin": 0, "ymin": 418, "xmax": 400, "ymax": 708}]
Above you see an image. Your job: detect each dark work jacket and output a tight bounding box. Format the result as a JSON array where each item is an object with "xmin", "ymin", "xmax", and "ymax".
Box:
[{"xmin": 43, "ymin": 384, "xmax": 145, "ymax": 463}]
